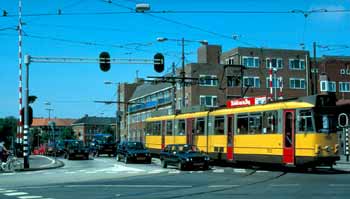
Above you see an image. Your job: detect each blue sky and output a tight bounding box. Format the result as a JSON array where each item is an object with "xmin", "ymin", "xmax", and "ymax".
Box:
[{"xmin": 1, "ymin": 0, "xmax": 349, "ymax": 119}]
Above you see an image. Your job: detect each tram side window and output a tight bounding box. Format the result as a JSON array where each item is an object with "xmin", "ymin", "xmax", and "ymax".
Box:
[
  {"xmin": 166, "ymin": 121, "xmax": 173, "ymax": 135},
  {"xmin": 237, "ymin": 114, "xmax": 249, "ymax": 135},
  {"xmin": 298, "ymin": 110, "xmax": 314, "ymax": 132},
  {"xmin": 176, "ymin": 120, "xmax": 186, "ymax": 135},
  {"xmin": 145, "ymin": 123, "xmax": 151, "ymax": 135},
  {"xmin": 214, "ymin": 116, "xmax": 225, "ymax": 135},
  {"xmin": 263, "ymin": 111, "xmax": 278, "ymax": 134},
  {"xmin": 196, "ymin": 118, "xmax": 205, "ymax": 135},
  {"xmin": 152, "ymin": 121, "xmax": 161, "ymax": 136},
  {"xmin": 249, "ymin": 113, "xmax": 262, "ymax": 134}
]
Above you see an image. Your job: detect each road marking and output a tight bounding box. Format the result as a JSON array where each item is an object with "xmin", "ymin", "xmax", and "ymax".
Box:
[
  {"xmin": 4, "ymin": 192, "xmax": 28, "ymax": 196},
  {"xmin": 147, "ymin": 169, "xmax": 164, "ymax": 174},
  {"xmin": 65, "ymin": 185, "xmax": 192, "ymax": 188},
  {"xmin": 1, "ymin": 173, "xmax": 16, "ymax": 176},
  {"xmin": 213, "ymin": 169, "xmax": 224, "ymax": 173},
  {"xmin": 126, "ymin": 171, "xmax": 141, "ymax": 174},
  {"xmin": 233, "ymin": 169, "xmax": 246, "ymax": 173},
  {"xmin": 208, "ymin": 185, "xmax": 240, "ymax": 188},
  {"xmin": 329, "ymin": 184, "xmax": 350, "ymax": 187},
  {"xmin": 18, "ymin": 196, "xmax": 43, "ymax": 199},
  {"xmin": 197, "ymin": 171, "xmax": 203, "ymax": 173},
  {"xmin": 85, "ymin": 171, "xmax": 98, "ymax": 174},
  {"xmin": 0, "ymin": 190, "xmax": 17, "ymax": 193},
  {"xmin": 168, "ymin": 170, "xmax": 180, "ymax": 174},
  {"xmin": 270, "ymin": 184, "xmax": 300, "ymax": 187},
  {"xmin": 64, "ymin": 171, "xmax": 77, "ymax": 174},
  {"xmin": 256, "ymin": 170, "xmax": 269, "ymax": 173},
  {"xmin": 77, "ymin": 169, "xmax": 87, "ymax": 172}
]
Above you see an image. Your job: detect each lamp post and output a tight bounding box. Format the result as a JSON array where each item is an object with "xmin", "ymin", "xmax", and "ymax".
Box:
[
  {"xmin": 104, "ymin": 81, "xmax": 121, "ymax": 142},
  {"xmin": 157, "ymin": 37, "xmax": 208, "ymax": 110}
]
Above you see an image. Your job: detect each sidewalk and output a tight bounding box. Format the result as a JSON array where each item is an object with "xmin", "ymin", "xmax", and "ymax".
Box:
[
  {"xmin": 17, "ymin": 155, "xmax": 64, "ymax": 172},
  {"xmin": 337, "ymin": 155, "xmax": 350, "ymax": 164}
]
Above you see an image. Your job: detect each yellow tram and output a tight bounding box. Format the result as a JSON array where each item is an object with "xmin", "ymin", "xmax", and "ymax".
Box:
[{"xmin": 145, "ymin": 94, "xmax": 340, "ymax": 167}]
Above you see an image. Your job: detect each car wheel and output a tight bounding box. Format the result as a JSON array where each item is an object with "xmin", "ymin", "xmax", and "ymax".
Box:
[
  {"xmin": 108, "ymin": 154, "xmax": 111, "ymax": 157},
  {"xmin": 203, "ymin": 164, "xmax": 209, "ymax": 170},
  {"xmin": 85, "ymin": 154, "xmax": 89, "ymax": 160},
  {"xmin": 124, "ymin": 156, "xmax": 128, "ymax": 164},
  {"xmin": 177, "ymin": 162, "xmax": 184, "ymax": 170},
  {"xmin": 161, "ymin": 160, "xmax": 167, "ymax": 168}
]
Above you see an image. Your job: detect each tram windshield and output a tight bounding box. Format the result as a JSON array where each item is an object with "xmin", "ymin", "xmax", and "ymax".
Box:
[{"xmin": 315, "ymin": 113, "xmax": 337, "ymax": 133}]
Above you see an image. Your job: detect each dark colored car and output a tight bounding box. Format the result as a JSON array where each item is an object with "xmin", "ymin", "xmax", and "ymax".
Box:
[
  {"xmin": 116, "ymin": 141, "xmax": 152, "ymax": 164},
  {"xmin": 63, "ymin": 140, "xmax": 89, "ymax": 160},
  {"xmin": 90, "ymin": 134, "xmax": 117, "ymax": 157},
  {"xmin": 160, "ymin": 144, "xmax": 210, "ymax": 170}
]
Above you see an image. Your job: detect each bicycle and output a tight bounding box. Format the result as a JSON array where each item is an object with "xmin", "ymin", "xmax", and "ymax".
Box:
[{"xmin": 0, "ymin": 152, "xmax": 22, "ymax": 172}]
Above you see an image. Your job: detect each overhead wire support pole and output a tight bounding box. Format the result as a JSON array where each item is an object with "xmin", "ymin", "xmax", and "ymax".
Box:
[
  {"xmin": 181, "ymin": 37, "xmax": 185, "ymax": 109},
  {"xmin": 17, "ymin": 0, "xmax": 23, "ymax": 154}
]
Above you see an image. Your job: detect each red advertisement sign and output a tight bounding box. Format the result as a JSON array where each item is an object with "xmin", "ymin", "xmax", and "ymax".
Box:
[{"xmin": 226, "ymin": 96, "xmax": 267, "ymax": 108}]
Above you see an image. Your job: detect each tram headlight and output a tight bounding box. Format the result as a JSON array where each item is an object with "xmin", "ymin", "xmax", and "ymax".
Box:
[{"xmin": 315, "ymin": 144, "xmax": 321, "ymax": 155}]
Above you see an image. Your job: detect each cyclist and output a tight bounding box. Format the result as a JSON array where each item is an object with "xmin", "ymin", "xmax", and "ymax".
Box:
[{"xmin": 0, "ymin": 140, "xmax": 8, "ymax": 163}]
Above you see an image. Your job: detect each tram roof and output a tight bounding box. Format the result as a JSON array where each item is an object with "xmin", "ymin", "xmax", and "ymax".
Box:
[
  {"xmin": 210, "ymin": 101, "xmax": 314, "ymax": 116},
  {"xmin": 146, "ymin": 115, "xmax": 175, "ymax": 122}
]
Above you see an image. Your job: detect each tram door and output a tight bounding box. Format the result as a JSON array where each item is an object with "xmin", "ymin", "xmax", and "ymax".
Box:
[
  {"xmin": 283, "ymin": 110, "xmax": 295, "ymax": 165},
  {"xmin": 161, "ymin": 121, "xmax": 166, "ymax": 149},
  {"xmin": 226, "ymin": 115, "xmax": 234, "ymax": 161},
  {"xmin": 186, "ymin": 118, "xmax": 195, "ymax": 145}
]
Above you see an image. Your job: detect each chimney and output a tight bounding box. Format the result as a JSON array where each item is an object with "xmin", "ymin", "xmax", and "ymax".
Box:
[{"xmin": 197, "ymin": 45, "xmax": 222, "ymax": 64}]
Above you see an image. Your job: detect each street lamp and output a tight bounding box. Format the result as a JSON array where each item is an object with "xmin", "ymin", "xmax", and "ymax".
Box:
[{"xmin": 157, "ymin": 37, "xmax": 208, "ymax": 110}]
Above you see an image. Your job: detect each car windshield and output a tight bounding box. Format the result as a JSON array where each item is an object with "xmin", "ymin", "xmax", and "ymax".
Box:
[
  {"xmin": 95, "ymin": 135, "xmax": 113, "ymax": 144},
  {"xmin": 69, "ymin": 141, "xmax": 84, "ymax": 147},
  {"xmin": 178, "ymin": 145, "xmax": 200, "ymax": 153},
  {"xmin": 127, "ymin": 142, "xmax": 145, "ymax": 150}
]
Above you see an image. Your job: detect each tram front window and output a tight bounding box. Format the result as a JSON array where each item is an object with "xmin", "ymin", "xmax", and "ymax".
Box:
[{"xmin": 315, "ymin": 114, "xmax": 337, "ymax": 133}]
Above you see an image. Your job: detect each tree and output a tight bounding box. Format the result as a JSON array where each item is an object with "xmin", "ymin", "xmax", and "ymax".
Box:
[
  {"xmin": 59, "ymin": 127, "xmax": 76, "ymax": 140},
  {"xmin": 0, "ymin": 116, "xmax": 18, "ymax": 148}
]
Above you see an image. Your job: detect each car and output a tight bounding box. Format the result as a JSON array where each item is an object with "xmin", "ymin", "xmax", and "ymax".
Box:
[
  {"xmin": 90, "ymin": 134, "xmax": 117, "ymax": 157},
  {"xmin": 116, "ymin": 141, "xmax": 152, "ymax": 164},
  {"xmin": 63, "ymin": 140, "xmax": 89, "ymax": 160},
  {"xmin": 160, "ymin": 144, "xmax": 210, "ymax": 170}
]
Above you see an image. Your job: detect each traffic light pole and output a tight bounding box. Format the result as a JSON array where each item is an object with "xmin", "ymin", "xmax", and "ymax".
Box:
[{"xmin": 23, "ymin": 58, "xmax": 30, "ymax": 168}]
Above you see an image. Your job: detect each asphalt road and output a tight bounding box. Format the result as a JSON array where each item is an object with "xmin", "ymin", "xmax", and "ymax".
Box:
[{"xmin": 1, "ymin": 156, "xmax": 350, "ymax": 199}]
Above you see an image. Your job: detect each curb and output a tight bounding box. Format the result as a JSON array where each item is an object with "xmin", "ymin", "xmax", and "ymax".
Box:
[{"xmin": 17, "ymin": 159, "xmax": 65, "ymax": 172}]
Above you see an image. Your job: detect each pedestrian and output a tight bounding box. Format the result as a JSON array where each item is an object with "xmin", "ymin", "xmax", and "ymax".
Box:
[{"xmin": 0, "ymin": 141, "xmax": 8, "ymax": 163}]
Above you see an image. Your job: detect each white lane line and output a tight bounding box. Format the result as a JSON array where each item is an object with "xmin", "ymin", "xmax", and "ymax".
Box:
[
  {"xmin": 208, "ymin": 185, "xmax": 240, "ymax": 188},
  {"xmin": 256, "ymin": 170, "xmax": 269, "ymax": 173},
  {"xmin": 126, "ymin": 171, "xmax": 141, "ymax": 174},
  {"xmin": 0, "ymin": 190, "xmax": 17, "ymax": 193},
  {"xmin": 270, "ymin": 184, "xmax": 300, "ymax": 187},
  {"xmin": 65, "ymin": 185, "xmax": 192, "ymax": 188},
  {"xmin": 18, "ymin": 196, "xmax": 43, "ymax": 199},
  {"xmin": 1, "ymin": 173, "xmax": 16, "ymax": 176},
  {"xmin": 329, "ymin": 184, "xmax": 350, "ymax": 187},
  {"xmin": 233, "ymin": 169, "xmax": 246, "ymax": 173},
  {"xmin": 77, "ymin": 170, "xmax": 87, "ymax": 172},
  {"xmin": 36, "ymin": 155, "xmax": 56, "ymax": 168},
  {"xmin": 213, "ymin": 169, "xmax": 224, "ymax": 173},
  {"xmin": 4, "ymin": 192, "xmax": 28, "ymax": 196},
  {"xmin": 85, "ymin": 171, "xmax": 98, "ymax": 174},
  {"xmin": 168, "ymin": 170, "xmax": 180, "ymax": 174},
  {"xmin": 64, "ymin": 171, "xmax": 77, "ymax": 174},
  {"xmin": 147, "ymin": 169, "xmax": 164, "ymax": 174}
]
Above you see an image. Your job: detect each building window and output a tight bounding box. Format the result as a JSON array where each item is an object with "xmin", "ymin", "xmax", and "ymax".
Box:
[
  {"xmin": 227, "ymin": 76, "xmax": 240, "ymax": 87},
  {"xmin": 242, "ymin": 56, "xmax": 259, "ymax": 68},
  {"xmin": 289, "ymin": 59, "xmax": 305, "ymax": 70},
  {"xmin": 199, "ymin": 75, "xmax": 218, "ymax": 87},
  {"xmin": 266, "ymin": 58, "xmax": 283, "ymax": 69},
  {"xmin": 320, "ymin": 81, "xmax": 336, "ymax": 92},
  {"xmin": 289, "ymin": 78, "xmax": 305, "ymax": 89},
  {"xmin": 200, "ymin": 95, "xmax": 217, "ymax": 107},
  {"xmin": 340, "ymin": 82, "xmax": 350, "ymax": 92},
  {"xmin": 243, "ymin": 76, "xmax": 260, "ymax": 88},
  {"xmin": 266, "ymin": 77, "xmax": 283, "ymax": 88}
]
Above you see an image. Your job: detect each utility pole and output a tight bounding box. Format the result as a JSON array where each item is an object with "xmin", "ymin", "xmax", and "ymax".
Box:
[
  {"xmin": 181, "ymin": 37, "xmax": 186, "ymax": 109},
  {"xmin": 313, "ymin": 42, "xmax": 318, "ymax": 95},
  {"xmin": 17, "ymin": 0, "xmax": 23, "ymax": 155},
  {"xmin": 172, "ymin": 62, "xmax": 176, "ymax": 114},
  {"xmin": 117, "ymin": 83, "xmax": 121, "ymax": 142},
  {"xmin": 46, "ymin": 108, "xmax": 53, "ymax": 119}
]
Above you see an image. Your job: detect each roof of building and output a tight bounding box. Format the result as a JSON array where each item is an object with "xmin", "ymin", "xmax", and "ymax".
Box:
[
  {"xmin": 72, "ymin": 116, "xmax": 116, "ymax": 125},
  {"xmin": 321, "ymin": 55, "xmax": 350, "ymax": 61},
  {"xmin": 130, "ymin": 82, "xmax": 173, "ymax": 100},
  {"xmin": 32, "ymin": 118, "xmax": 76, "ymax": 127}
]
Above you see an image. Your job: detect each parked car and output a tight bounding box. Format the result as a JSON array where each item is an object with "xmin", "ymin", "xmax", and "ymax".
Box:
[
  {"xmin": 160, "ymin": 144, "xmax": 210, "ymax": 170},
  {"xmin": 63, "ymin": 140, "xmax": 89, "ymax": 160},
  {"xmin": 116, "ymin": 141, "xmax": 151, "ymax": 164},
  {"xmin": 90, "ymin": 134, "xmax": 117, "ymax": 157}
]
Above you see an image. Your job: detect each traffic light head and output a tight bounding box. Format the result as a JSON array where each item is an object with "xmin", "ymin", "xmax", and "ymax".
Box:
[
  {"xmin": 99, "ymin": 52, "xmax": 111, "ymax": 72},
  {"xmin": 20, "ymin": 106, "xmax": 33, "ymax": 126},
  {"xmin": 154, "ymin": 53, "xmax": 164, "ymax": 73}
]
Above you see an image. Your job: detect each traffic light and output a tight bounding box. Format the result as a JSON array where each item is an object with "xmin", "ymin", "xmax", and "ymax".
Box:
[
  {"xmin": 20, "ymin": 106, "xmax": 33, "ymax": 126},
  {"xmin": 99, "ymin": 52, "xmax": 111, "ymax": 72},
  {"xmin": 154, "ymin": 53, "xmax": 164, "ymax": 73}
]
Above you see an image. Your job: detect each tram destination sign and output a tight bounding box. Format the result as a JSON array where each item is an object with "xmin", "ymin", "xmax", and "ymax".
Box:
[{"xmin": 226, "ymin": 96, "xmax": 267, "ymax": 108}]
